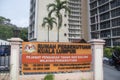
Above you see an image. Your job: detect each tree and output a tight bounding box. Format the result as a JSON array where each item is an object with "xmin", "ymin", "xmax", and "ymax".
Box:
[
  {"xmin": 44, "ymin": 74, "xmax": 54, "ymax": 80},
  {"xmin": 0, "ymin": 16, "xmax": 6, "ymax": 24},
  {"xmin": 0, "ymin": 24, "xmax": 14, "ymax": 40},
  {"xmin": 0, "ymin": 16, "xmax": 11, "ymax": 24},
  {"xmin": 0, "ymin": 16, "xmax": 28, "ymax": 41},
  {"xmin": 19, "ymin": 27, "xmax": 28, "ymax": 41},
  {"xmin": 42, "ymin": 15, "xmax": 57, "ymax": 42},
  {"xmin": 47, "ymin": 0, "xmax": 70, "ymax": 42}
]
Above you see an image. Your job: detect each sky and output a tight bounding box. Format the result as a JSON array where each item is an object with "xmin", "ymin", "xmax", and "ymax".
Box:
[{"xmin": 0, "ymin": 0, "xmax": 30, "ymax": 27}]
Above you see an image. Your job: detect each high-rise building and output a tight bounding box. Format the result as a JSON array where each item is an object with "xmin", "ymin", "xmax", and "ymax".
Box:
[
  {"xmin": 28, "ymin": 0, "xmax": 89, "ymax": 42},
  {"xmin": 89, "ymin": 0, "xmax": 120, "ymax": 47}
]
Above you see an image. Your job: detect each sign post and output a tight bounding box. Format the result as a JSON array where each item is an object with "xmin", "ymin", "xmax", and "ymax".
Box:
[
  {"xmin": 8, "ymin": 38, "xmax": 23, "ymax": 80},
  {"xmin": 89, "ymin": 39, "xmax": 105, "ymax": 80}
]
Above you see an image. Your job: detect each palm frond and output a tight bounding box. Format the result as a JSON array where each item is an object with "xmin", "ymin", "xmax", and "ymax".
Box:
[
  {"xmin": 61, "ymin": 6, "xmax": 71, "ymax": 14},
  {"xmin": 52, "ymin": 21, "xmax": 57, "ymax": 26},
  {"xmin": 48, "ymin": 8, "xmax": 56, "ymax": 17},
  {"xmin": 42, "ymin": 15, "xmax": 57, "ymax": 30},
  {"xmin": 51, "ymin": 17, "xmax": 56, "ymax": 21},
  {"xmin": 42, "ymin": 17, "xmax": 49, "ymax": 27},
  {"xmin": 47, "ymin": 3, "xmax": 56, "ymax": 11},
  {"xmin": 44, "ymin": 17, "xmax": 49, "ymax": 21},
  {"xmin": 61, "ymin": 0, "xmax": 67, "ymax": 6},
  {"xmin": 56, "ymin": 0, "xmax": 60, "ymax": 5},
  {"xmin": 42, "ymin": 21, "xmax": 47, "ymax": 27}
]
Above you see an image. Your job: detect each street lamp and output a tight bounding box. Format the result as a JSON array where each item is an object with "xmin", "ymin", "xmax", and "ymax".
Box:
[
  {"xmin": 95, "ymin": 31, "xmax": 100, "ymax": 39},
  {"xmin": 13, "ymin": 27, "xmax": 20, "ymax": 37}
]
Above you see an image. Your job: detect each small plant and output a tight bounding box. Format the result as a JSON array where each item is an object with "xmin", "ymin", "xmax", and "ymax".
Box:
[
  {"xmin": 81, "ymin": 78, "xmax": 87, "ymax": 80},
  {"xmin": 44, "ymin": 74, "xmax": 54, "ymax": 80}
]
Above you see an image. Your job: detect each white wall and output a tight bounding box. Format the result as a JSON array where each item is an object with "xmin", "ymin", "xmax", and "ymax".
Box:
[{"xmin": 36, "ymin": 0, "xmax": 69, "ymax": 42}]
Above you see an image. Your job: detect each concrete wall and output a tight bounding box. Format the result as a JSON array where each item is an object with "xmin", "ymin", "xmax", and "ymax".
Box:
[
  {"xmin": 81, "ymin": 0, "xmax": 89, "ymax": 41},
  {"xmin": 20, "ymin": 72, "xmax": 93, "ymax": 80},
  {"xmin": 8, "ymin": 38, "xmax": 105, "ymax": 80}
]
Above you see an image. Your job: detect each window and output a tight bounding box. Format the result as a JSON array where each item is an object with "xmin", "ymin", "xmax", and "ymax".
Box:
[
  {"xmin": 91, "ymin": 24, "xmax": 96, "ymax": 31},
  {"xmin": 98, "ymin": 0, "xmax": 109, "ymax": 5},
  {"xmin": 100, "ymin": 30, "xmax": 110, "ymax": 38},
  {"xmin": 111, "ymin": 0, "xmax": 120, "ymax": 9},
  {"xmin": 112, "ymin": 18, "xmax": 120, "ymax": 27},
  {"xmin": 91, "ymin": 17, "xmax": 95, "ymax": 23},
  {"xmin": 64, "ymin": 33, "xmax": 67, "ymax": 36},
  {"xmin": 91, "ymin": 32, "xmax": 98, "ymax": 39},
  {"xmin": 90, "ymin": 1, "xmax": 97, "ymax": 9},
  {"xmin": 111, "ymin": 8, "xmax": 120, "ymax": 17},
  {"xmin": 99, "ymin": 4, "xmax": 109, "ymax": 13},
  {"xmin": 100, "ymin": 12, "xmax": 110, "ymax": 21},
  {"xmin": 90, "ymin": 9, "xmax": 97, "ymax": 16},
  {"xmin": 105, "ymin": 39, "xmax": 111, "ymax": 46},
  {"xmin": 112, "ymin": 28, "xmax": 120, "ymax": 36},
  {"xmin": 64, "ymin": 24, "xmax": 67, "ymax": 27},
  {"xmin": 100, "ymin": 21, "xmax": 110, "ymax": 29},
  {"xmin": 90, "ymin": 0, "xmax": 95, "ymax": 2},
  {"xmin": 113, "ymin": 38, "xmax": 120, "ymax": 46},
  {"xmin": 64, "ymin": 14, "xmax": 67, "ymax": 17}
]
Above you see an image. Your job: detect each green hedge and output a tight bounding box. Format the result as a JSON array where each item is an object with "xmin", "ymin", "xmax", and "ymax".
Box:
[
  {"xmin": 104, "ymin": 46, "xmax": 120, "ymax": 58},
  {"xmin": 104, "ymin": 47, "xmax": 113, "ymax": 58}
]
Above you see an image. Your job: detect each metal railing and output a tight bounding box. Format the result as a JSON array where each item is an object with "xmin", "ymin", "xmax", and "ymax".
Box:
[{"xmin": 0, "ymin": 43, "xmax": 11, "ymax": 80}]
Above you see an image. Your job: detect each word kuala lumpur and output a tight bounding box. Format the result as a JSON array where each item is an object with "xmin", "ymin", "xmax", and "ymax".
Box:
[{"xmin": 37, "ymin": 44, "xmax": 91, "ymax": 54}]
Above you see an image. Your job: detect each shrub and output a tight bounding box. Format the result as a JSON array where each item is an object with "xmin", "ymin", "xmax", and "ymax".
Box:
[
  {"xmin": 44, "ymin": 74, "xmax": 54, "ymax": 80},
  {"xmin": 113, "ymin": 46, "xmax": 120, "ymax": 56},
  {"xmin": 104, "ymin": 47, "xmax": 113, "ymax": 58}
]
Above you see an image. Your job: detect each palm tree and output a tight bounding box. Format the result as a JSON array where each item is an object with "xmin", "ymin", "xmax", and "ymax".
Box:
[
  {"xmin": 47, "ymin": 0, "xmax": 70, "ymax": 42},
  {"xmin": 42, "ymin": 15, "xmax": 57, "ymax": 42}
]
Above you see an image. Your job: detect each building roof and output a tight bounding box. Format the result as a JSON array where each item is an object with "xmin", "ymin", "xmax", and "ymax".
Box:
[
  {"xmin": 72, "ymin": 39, "xmax": 87, "ymax": 43},
  {"xmin": 0, "ymin": 39, "xmax": 10, "ymax": 45}
]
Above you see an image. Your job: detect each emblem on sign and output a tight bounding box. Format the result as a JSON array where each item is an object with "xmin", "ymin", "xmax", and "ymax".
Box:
[{"xmin": 24, "ymin": 44, "xmax": 36, "ymax": 53}]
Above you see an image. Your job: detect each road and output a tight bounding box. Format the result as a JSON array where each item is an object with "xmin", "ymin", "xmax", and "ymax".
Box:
[{"xmin": 104, "ymin": 64, "xmax": 120, "ymax": 80}]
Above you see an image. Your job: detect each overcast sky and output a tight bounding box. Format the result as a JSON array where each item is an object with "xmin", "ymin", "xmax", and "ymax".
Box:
[{"xmin": 0, "ymin": 0, "xmax": 30, "ymax": 27}]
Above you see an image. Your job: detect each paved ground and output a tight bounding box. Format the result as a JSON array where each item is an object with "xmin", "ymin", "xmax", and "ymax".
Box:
[
  {"xmin": 104, "ymin": 64, "xmax": 120, "ymax": 80},
  {"xmin": 0, "ymin": 72, "xmax": 10, "ymax": 80}
]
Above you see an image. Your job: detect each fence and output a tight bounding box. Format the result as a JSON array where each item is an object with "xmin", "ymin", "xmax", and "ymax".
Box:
[
  {"xmin": 0, "ymin": 38, "xmax": 105, "ymax": 80},
  {"xmin": 0, "ymin": 43, "xmax": 11, "ymax": 80}
]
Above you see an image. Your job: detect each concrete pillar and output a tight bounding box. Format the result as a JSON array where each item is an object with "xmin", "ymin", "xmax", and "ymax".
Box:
[
  {"xmin": 89, "ymin": 39, "xmax": 105, "ymax": 80},
  {"xmin": 8, "ymin": 38, "xmax": 23, "ymax": 80}
]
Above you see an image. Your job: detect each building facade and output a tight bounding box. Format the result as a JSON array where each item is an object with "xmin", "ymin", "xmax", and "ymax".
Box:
[
  {"xmin": 28, "ymin": 0, "xmax": 89, "ymax": 42},
  {"xmin": 89, "ymin": 0, "xmax": 120, "ymax": 47}
]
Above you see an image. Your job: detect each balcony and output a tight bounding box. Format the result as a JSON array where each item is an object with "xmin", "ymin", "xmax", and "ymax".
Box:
[
  {"xmin": 69, "ymin": 26, "xmax": 81, "ymax": 30},
  {"xmin": 68, "ymin": 0, "xmax": 81, "ymax": 5}
]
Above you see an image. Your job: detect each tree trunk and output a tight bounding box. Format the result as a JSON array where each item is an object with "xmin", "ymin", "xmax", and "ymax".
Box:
[
  {"xmin": 57, "ymin": 27, "xmax": 59, "ymax": 42},
  {"xmin": 48, "ymin": 26, "xmax": 49, "ymax": 42},
  {"xmin": 57, "ymin": 19, "xmax": 59, "ymax": 42}
]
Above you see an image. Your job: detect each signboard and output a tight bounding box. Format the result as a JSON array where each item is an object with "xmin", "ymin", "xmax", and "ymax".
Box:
[{"xmin": 22, "ymin": 42, "xmax": 92, "ymax": 73}]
